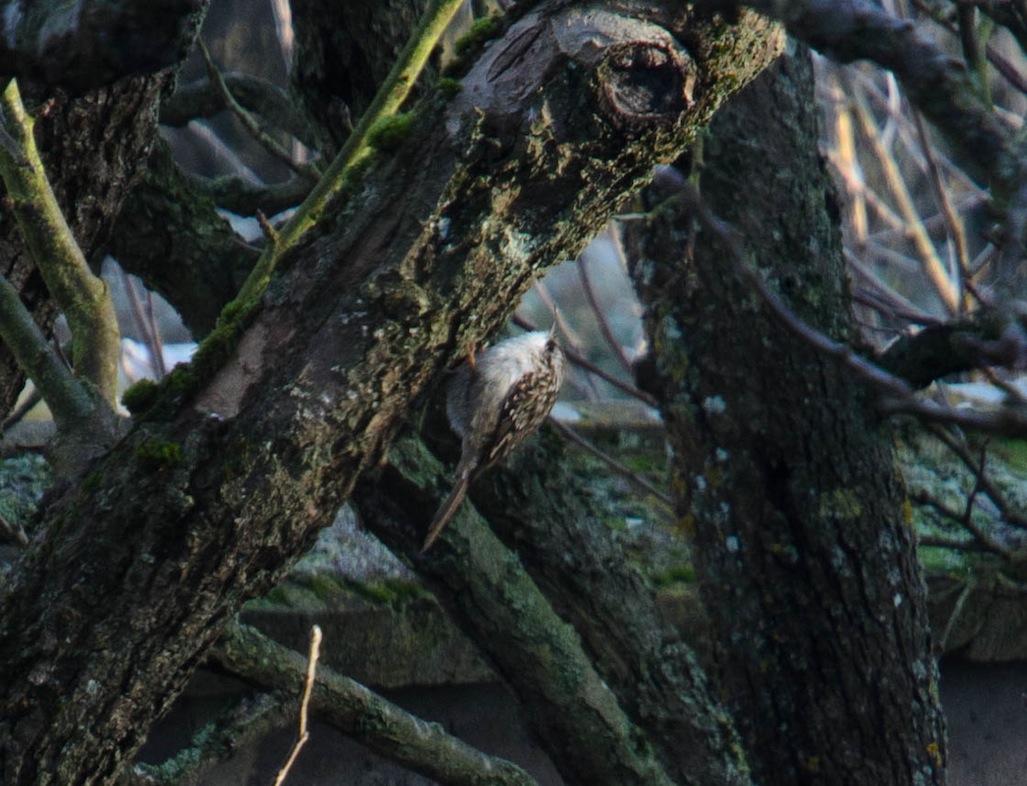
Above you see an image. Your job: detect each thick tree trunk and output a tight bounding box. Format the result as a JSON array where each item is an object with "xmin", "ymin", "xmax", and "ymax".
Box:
[
  {"xmin": 625, "ymin": 50, "xmax": 947, "ymax": 785},
  {"xmin": 0, "ymin": 5, "xmax": 781, "ymax": 784}
]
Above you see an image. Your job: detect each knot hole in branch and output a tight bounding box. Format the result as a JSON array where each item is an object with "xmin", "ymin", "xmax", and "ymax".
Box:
[{"xmin": 595, "ymin": 41, "xmax": 695, "ymax": 133}]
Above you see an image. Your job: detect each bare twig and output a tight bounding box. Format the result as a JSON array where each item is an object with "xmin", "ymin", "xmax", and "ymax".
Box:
[
  {"xmin": 160, "ymin": 72, "xmax": 319, "ymax": 150},
  {"xmin": 710, "ymin": 0, "xmax": 1018, "ymax": 194},
  {"xmin": 197, "ymin": 39, "xmax": 318, "ymax": 180},
  {"xmin": 0, "ymin": 510, "xmax": 28, "ymax": 546},
  {"xmin": 913, "ymin": 110, "xmax": 973, "ymax": 310},
  {"xmin": 825, "ymin": 78, "xmax": 869, "ymax": 247},
  {"xmin": 1, "ymin": 386, "xmax": 42, "ymax": 431},
  {"xmin": 577, "ymin": 256, "xmax": 634, "ymax": 376},
  {"xmin": 273, "ymin": 624, "xmax": 322, "ymax": 786},
  {"xmin": 256, "ymin": 210, "xmax": 280, "ymax": 248},
  {"xmin": 981, "ymin": 367, "xmax": 1027, "ymax": 407},
  {"xmin": 917, "ymin": 534, "xmax": 991, "ymax": 552},
  {"xmin": 121, "ymin": 270, "xmax": 167, "ymax": 380},
  {"xmin": 927, "ymin": 424, "xmax": 1027, "ymax": 531},
  {"xmin": 512, "ymin": 313, "xmax": 657, "ymax": 406},
  {"xmin": 212, "ymin": 621, "xmax": 540, "ymax": 786},
  {"xmin": 186, "ymin": 170, "xmax": 311, "ymax": 217},
  {"xmin": 528, "ymin": 279, "xmax": 584, "ymax": 349},
  {"xmin": 910, "ymin": 0, "xmax": 1027, "ymax": 96},
  {"xmin": 841, "ymin": 62, "xmax": 985, "ymax": 196},
  {"xmin": 845, "ymin": 248, "xmax": 942, "ymax": 326},
  {"xmin": 939, "ymin": 578, "xmax": 974, "ymax": 652},
  {"xmin": 911, "ymin": 486, "xmax": 1013, "ymax": 559},
  {"xmin": 850, "ymin": 89, "xmax": 959, "ymax": 314},
  {"xmin": 549, "ymin": 418, "xmax": 675, "ymax": 511}
]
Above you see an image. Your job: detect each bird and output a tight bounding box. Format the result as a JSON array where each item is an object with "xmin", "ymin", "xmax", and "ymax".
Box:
[{"xmin": 422, "ymin": 327, "xmax": 565, "ymax": 552}]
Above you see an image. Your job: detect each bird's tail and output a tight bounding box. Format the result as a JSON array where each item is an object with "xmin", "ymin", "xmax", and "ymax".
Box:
[{"xmin": 421, "ymin": 476, "xmax": 470, "ymax": 552}]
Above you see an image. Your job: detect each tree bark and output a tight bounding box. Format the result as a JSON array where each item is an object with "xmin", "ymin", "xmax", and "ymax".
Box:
[
  {"xmin": 0, "ymin": 72, "xmax": 178, "ymax": 415},
  {"xmin": 0, "ymin": 5, "xmax": 781, "ymax": 784},
  {"xmin": 625, "ymin": 49, "xmax": 947, "ymax": 786},
  {"xmin": 107, "ymin": 138, "xmax": 259, "ymax": 338},
  {"xmin": 354, "ymin": 432, "xmax": 749, "ymax": 786}
]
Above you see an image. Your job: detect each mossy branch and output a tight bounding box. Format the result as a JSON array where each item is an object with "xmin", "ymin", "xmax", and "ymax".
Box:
[
  {"xmin": 234, "ymin": 0, "xmax": 466, "ymax": 304},
  {"xmin": 0, "ymin": 79, "xmax": 120, "ymax": 408},
  {"xmin": 212, "ymin": 621, "xmax": 542, "ymax": 786},
  {"xmin": 0, "ymin": 275, "xmax": 97, "ymax": 431}
]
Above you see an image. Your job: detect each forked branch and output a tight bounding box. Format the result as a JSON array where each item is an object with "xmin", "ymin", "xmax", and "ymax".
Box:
[{"xmin": 0, "ymin": 79, "xmax": 120, "ymax": 409}]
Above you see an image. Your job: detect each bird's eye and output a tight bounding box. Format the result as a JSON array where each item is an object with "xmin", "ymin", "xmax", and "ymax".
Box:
[{"xmin": 546, "ymin": 338, "xmax": 558, "ymax": 353}]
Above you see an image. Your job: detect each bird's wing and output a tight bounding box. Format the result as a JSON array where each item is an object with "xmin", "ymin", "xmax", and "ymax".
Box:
[{"xmin": 481, "ymin": 368, "xmax": 548, "ymax": 471}]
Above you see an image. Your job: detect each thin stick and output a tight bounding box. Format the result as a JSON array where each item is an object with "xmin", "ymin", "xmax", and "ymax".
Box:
[
  {"xmin": 576, "ymin": 256, "xmax": 634, "ymax": 376},
  {"xmin": 826, "ymin": 79, "xmax": 868, "ymax": 247},
  {"xmin": 121, "ymin": 269, "xmax": 167, "ymax": 380},
  {"xmin": 273, "ymin": 624, "xmax": 323, "ymax": 786},
  {"xmin": 912, "ymin": 110, "xmax": 973, "ymax": 311},
  {"xmin": 511, "ymin": 313, "xmax": 657, "ymax": 406},
  {"xmin": 927, "ymin": 423, "xmax": 1027, "ymax": 531},
  {"xmin": 850, "ymin": 89, "xmax": 959, "ymax": 314},
  {"xmin": 549, "ymin": 418, "xmax": 674, "ymax": 511},
  {"xmin": 845, "ymin": 248, "xmax": 941, "ymax": 326},
  {"xmin": 197, "ymin": 39, "xmax": 316, "ymax": 179}
]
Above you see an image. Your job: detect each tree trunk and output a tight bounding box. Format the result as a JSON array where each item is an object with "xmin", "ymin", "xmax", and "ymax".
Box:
[
  {"xmin": 625, "ymin": 49, "xmax": 947, "ymax": 786},
  {"xmin": 0, "ymin": 5, "xmax": 781, "ymax": 784}
]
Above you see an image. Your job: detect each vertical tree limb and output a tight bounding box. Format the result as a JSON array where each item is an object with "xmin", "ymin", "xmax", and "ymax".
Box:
[
  {"xmin": 625, "ymin": 50, "xmax": 946, "ymax": 786},
  {"xmin": 0, "ymin": 80, "xmax": 120, "ymax": 408}
]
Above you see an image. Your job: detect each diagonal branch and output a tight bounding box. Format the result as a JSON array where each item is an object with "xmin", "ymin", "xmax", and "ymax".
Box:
[
  {"xmin": 160, "ymin": 72, "xmax": 321, "ymax": 150},
  {"xmin": 354, "ymin": 436, "xmax": 680, "ymax": 786},
  {"xmin": 0, "ymin": 276, "xmax": 95, "ymax": 432},
  {"xmin": 235, "ymin": 0, "xmax": 467, "ymax": 304},
  {"xmin": 0, "ymin": 79, "xmax": 120, "ymax": 408},
  {"xmin": 707, "ymin": 0, "xmax": 1018, "ymax": 194},
  {"xmin": 196, "ymin": 39, "xmax": 320, "ymax": 180},
  {"xmin": 212, "ymin": 620, "xmax": 541, "ymax": 786}
]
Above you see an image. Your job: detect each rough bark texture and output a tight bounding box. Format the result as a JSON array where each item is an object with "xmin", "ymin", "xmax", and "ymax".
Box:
[
  {"xmin": 0, "ymin": 5, "xmax": 781, "ymax": 784},
  {"xmin": 354, "ymin": 429, "xmax": 749, "ymax": 786},
  {"xmin": 0, "ymin": 73, "xmax": 177, "ymax": 417},
  {"xmin": 625, "ymin": 49, "xmax": 947, "ymax": 785},
  {"xmin": 357, "ymin": 440, "xmax": 682, "ymax": 786}
]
